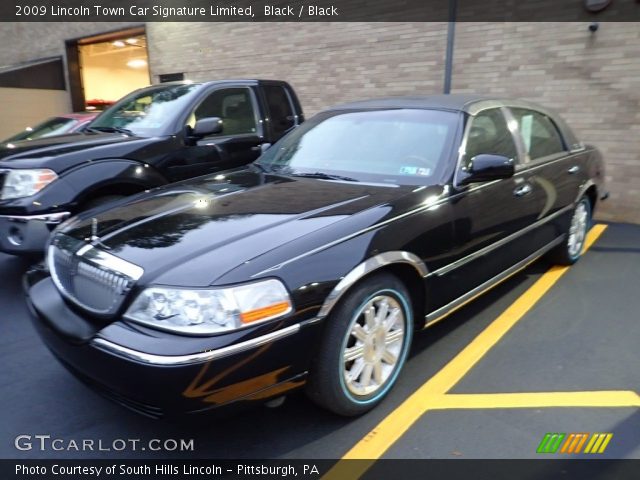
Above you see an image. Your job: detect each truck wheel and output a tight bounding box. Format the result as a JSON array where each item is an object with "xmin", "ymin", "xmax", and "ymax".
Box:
[
  {"xmin": 549, "ymin": 196, "xmax": 592, "ymax": 266},
  {"xmin": 306, "ymin": 272, "xmax": 413, "ymax": 416}
]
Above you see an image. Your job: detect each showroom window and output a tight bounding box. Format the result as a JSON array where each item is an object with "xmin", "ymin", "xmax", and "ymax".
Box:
[
  {"xmin": 510, "ymin": 108, "xmax": 566, "ymax": 161},
  {"xmin": 72, "ymin": 28, "xmax": 150, "ymax": 111}
]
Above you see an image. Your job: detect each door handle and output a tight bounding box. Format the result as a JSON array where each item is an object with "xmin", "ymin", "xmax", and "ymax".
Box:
[
  {"xmin": 513, "ymin": 183, "xmax": 533, "ymax": 197},
  {"xmin": 568, "ymin": 165, "xmax": 580, "ymax": 174}
]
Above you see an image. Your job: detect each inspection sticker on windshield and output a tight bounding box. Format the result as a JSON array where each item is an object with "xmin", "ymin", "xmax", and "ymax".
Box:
[{"xmin": 399, "ymin": 166, "xmax": 431, "ymax": 176}]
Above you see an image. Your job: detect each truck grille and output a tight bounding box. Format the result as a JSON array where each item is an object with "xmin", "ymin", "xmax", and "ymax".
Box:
[{"xmin": 48, "ymin": 234, "xmax": 144, "ymax": 317}]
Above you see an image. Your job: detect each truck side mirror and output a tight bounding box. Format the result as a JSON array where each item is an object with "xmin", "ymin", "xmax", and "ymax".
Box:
[{"xmin": 192, "ymin": 117, "xmax": 223, "ymax": 137}]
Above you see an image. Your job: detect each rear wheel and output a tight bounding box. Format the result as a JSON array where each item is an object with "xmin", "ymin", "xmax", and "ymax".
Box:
[
  {"xmin": 306, "ymin": 272, "xmax": 414, "ymax": 416},
  {"xmin": 549, "ymin": 196, "xmax": 592, "ymax": 265}
]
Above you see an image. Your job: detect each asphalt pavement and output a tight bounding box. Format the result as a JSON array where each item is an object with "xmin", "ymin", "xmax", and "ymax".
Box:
[{"xmin": 1, "ymin": 223, "xmax": 638, "ymax": 461}]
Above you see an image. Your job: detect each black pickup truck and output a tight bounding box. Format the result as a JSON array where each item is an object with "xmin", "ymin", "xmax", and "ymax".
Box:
[{"xmin": 0, "ymin": 79, "xmax": 303, "ymax": 256}]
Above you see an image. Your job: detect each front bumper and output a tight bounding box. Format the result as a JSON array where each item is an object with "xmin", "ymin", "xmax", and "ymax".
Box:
[
  {"xmin": 0, "ymin": 212, "xmax": 69, "ymax": 255},
  {"xmin": 25, "ymin": 271, "xmax": 318, "ymax": 417}
]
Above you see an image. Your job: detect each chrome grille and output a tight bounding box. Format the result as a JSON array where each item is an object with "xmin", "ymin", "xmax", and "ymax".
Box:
[{"xmin": 48, "ymin": 234, "xmax": 144, "ymax": 316}]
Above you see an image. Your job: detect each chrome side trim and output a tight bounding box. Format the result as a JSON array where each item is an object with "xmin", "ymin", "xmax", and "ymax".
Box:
[
  {"xmin": 424, "ymin": 235, "xmax": 565, "ymax": 327},
  {"xmin": 0, "ymin": 211, "xmax": 71, "ymax": 224},
  {"xmin": 427, "ymin": 204, "xmax": 572, "ymax": 278},
  {"xmin": 316, "ymin": 251, "xmax": 428, "ymax": 319},
  {"xmin": 91, "ymin": 323, "xmax": 301, "ymax": 366}
]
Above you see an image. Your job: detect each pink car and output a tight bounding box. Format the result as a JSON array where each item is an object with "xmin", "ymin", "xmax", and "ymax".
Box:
[{"xmin": 4, "ymin": 112, "xmax": 98, "ymax": 143}]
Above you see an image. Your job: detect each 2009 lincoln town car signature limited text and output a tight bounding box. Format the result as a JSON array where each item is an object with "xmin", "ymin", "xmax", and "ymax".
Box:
[{"xmin": 25, "ymin": 95, "xmax": 607, "ymax": 417}]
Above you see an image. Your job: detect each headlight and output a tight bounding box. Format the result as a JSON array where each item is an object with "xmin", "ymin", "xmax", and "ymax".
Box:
[
  {"xmin": 124, "ymin": 279, "xmax": 293, "ymax": 335},
  {"xmin": 1, "ymin": 169, "xmax": 58, "ymax": 200}
]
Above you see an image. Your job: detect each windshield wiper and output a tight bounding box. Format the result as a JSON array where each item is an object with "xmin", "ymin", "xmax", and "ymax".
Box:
[
  {"xmin": 290, "ymin": 172, "xmax": 359, "ymax": 182},
  {"xmin": 87, "ymin": 126, "xmax": 135, "ymax": 136}
]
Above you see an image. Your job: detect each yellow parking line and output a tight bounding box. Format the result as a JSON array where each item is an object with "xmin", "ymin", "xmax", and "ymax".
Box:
[
  {"xmin": 323, "ymin": 225, "xmax": 608, "ymax": 478},
  {"xmin": 428, "ymin": 391, "xmax": 640, "ymax": 410}
]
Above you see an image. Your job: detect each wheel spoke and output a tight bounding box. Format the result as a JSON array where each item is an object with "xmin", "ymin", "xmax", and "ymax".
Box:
[
  {"xmin": 344, "ymin": 344, "xmax": 364, "ymax": 362},
  {"xmin": 360, "ymin": 363, "xmax": 373, "ymax": 387},
  {"xmin": 385, "ymin": 329, "xmax": 403, "ymax": 346},
  {"xmin": 352, "ymin": 324, "xmax": 368, "ymax": 342},
  {"xmin": 375, "ymin": 299, "xmax": 389, "ymax": 325},
  {"xmin": 384, "ymin": 308, "xmax": 400, "ymax": 332},
  {"xmin": 373, "ymin": 361, "xmax": 383, "ymax": 384},
  {"xmin": 347, "ymin": 358, "xmax": 365, "ymax": 381},
  {"xmin": 382, "ymin": 349, "xmax": 398, "ymax": 365},
  {"xmin": 364, "ymin": 307, "xmax": 376, "ymax": 330}
]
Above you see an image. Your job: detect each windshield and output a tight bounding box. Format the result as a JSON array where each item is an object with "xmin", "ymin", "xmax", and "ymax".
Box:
[
  {"xmin": 89, "ymin": 83, "xmax": 200, "ymax": 136},
  {"xmin": 256, "ymin": 109, "xmax": 460, "ymax": 185},
  {"xmin": 4, "ymin": 117, "xmax": 77, "ymax": 142}
]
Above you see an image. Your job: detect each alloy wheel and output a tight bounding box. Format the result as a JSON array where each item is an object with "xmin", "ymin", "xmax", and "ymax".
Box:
[
  {"xmin": 568, "ymin": 200, "xmax": 589, "ymax": 258},
  {"xmin": 342, "ymin": 295, "xmax": 406, "ymax": 397}
]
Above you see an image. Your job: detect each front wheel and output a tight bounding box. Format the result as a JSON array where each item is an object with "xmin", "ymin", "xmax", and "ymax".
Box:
[
  {"xmin": 306, "ymin": 272, "xmax": 414, "ymax": 416},
  {"xmin": 549, "ymin": 196, "xmax": 592, "ymax": 266}
]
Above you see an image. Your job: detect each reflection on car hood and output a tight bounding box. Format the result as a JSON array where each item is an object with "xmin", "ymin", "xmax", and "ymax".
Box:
[
  {"xmin": 58, "ymin": 169, "xmax": 416, "ymax": 286},
  {"xmin": 0, "ymin": 133, "xmax": 159, "ymax": 172}
]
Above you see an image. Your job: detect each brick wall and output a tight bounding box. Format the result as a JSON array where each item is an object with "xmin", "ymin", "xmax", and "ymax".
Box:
[
  {"xmin": 0, "ymin": 22, "xmax": 637, "ymax": 223},
  {"xmin": 451, "ymin": 23, "xmax": 640, "ymax": 224},
  {"xmin": 146, "ymin": 22, "xmax": 448, "ymax": 115},
  {"xmin": 0, "ymin": 22, "xmax": 138, "ymax": 66}
]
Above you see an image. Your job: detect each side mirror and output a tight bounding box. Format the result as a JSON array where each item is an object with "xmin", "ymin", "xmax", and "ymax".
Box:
[
  {"xmin": 459, "ymin": 154, "xmax": 514, "ymax": 185},
  {"xmin": 192, "ymin": 117, "xmax": 223, "ymax": 137}
]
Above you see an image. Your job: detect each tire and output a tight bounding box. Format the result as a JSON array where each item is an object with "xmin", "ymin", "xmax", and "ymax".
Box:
[
  {"xmin": 306, "ymin": 272, "xmax": 414, "ymax": 416},
  {"xmin": 83, "ymin": 195, "xmax": 125, "ymax": 211},
  {"xmin": 549, "ymin": 196, "xmax": 592, "ymax": 266}
]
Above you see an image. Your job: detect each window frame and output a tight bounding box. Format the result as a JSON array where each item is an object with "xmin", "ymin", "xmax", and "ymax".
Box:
[
  {"xmin": 261, "ymin": 84, "xmax": 299, "ymax": 140},
  {"xmin": 186, "ymin": 85, "xmax": 263, "ymax": 139},
  {"xmin": 505, "ymin": 106, "xmax": 569, "ymax": 168},
  {"xmin": 454, "ymin": 106, "xmax": 523, "ymax": 188}
]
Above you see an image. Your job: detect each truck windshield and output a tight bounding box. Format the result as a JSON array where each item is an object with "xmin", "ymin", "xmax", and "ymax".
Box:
[
  {"xmin": 256, "ymin": 109, "xmax": 460, "ymax": 185},
  {"xmin": 89, "ymin": 84, "xmax": 200, "ymax": 137}
]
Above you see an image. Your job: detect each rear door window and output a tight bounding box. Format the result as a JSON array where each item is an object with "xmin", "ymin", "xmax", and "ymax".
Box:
[
  {"xmin": 509, "ymin": 108, "xmax": 566, "ymax": 161},
  {"xmin": 263, "ymin": 85, "xmax": 296, "ymax": 139}
]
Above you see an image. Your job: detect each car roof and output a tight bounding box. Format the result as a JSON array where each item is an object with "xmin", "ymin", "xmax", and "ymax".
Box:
[
  {"xmin": 326, "ymin": 94, "xmax": 552, "ymax": 116},
  {"xmin": 152, "ymin": 79, "xmax": 287, "ymax": 88}
]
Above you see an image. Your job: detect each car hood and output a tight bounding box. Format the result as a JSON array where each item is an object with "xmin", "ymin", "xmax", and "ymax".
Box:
[
  {"xmin": 0, "ymin": 133, "xmax": 160, "ymax": 172},
  {"xmin": 57, "ymin": 168, "xmax": 416, "ymax": 287}
]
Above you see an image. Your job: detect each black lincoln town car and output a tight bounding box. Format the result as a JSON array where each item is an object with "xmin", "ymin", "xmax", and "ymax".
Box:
[{"xmin": 26, "ymin": 95, "xmax": 606, "ymax": 417}]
